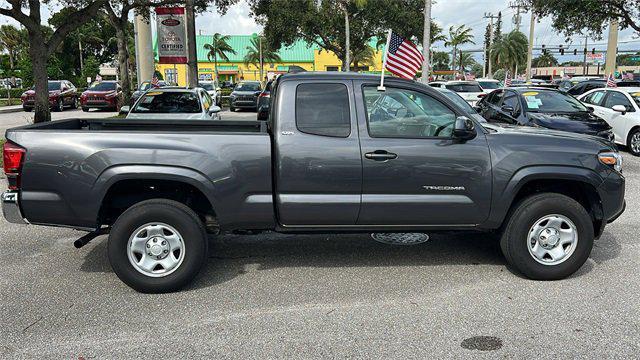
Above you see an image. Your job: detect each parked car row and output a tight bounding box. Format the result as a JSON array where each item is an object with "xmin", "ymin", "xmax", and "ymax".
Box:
[{"xmin": 21, "ymin": 80, "xmax": 79, "ymax": 112}]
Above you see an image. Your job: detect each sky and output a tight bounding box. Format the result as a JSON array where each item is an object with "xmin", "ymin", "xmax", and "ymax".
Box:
[{"xmin": 2, "ymin": 0, "xmax": 639, "ymax": 63}]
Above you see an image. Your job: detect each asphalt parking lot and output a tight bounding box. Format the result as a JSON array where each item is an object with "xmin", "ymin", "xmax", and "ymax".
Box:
[{"xmin": 1, "ymin": 129, "xmax": 639, "ymax": 358}]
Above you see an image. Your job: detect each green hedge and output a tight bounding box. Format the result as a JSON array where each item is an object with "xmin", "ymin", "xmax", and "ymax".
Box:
[{"xmin": 0, "ymin": 88, "xmax": 26, "ymax": 99}]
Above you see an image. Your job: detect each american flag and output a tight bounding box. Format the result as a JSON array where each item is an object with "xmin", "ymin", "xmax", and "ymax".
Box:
[
  {"xmin": 606, "ymin": 73, "xmax": 617, "ymax": 88},
  {"xmin": 384, "ymin": 32, "xmax": 424, "ymax": 80},
  {"xmin": 504, "ymin": 71, "xmax": 512, "ymax": 87},
  {"xmin": 151, "ymin": 73, "xmax": 160, "ymax": 88}
]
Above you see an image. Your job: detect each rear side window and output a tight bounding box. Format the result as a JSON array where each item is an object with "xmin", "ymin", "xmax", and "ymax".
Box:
[{"xmin": 295, "ymin": 83, "xmax": 350, "ymax": 137}]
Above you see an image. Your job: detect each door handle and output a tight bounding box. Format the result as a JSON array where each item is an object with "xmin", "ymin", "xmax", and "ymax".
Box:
[{"xmin": 365, "ymin": 150, "xmax": 398, "ymax": 161}]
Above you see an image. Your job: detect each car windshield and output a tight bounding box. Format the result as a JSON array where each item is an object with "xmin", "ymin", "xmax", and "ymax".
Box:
[
  {"xmin": 235, "ymin": 83, "xmax": 261, "ymax": 91},
  {"xmin": 88, "ymin": 82, "xmax": 117, "ymax": 91},
  {"xmin": 132, "ymin": 91, "xmax": 201, "ymax": 113},
  {"xmin": 478, "ymin": 81, "xmax": 500, "ymax": 90},
  {"xmin": 440, "ymin": 90, "xmax": 476, "ymax": 113},
  {"xmin": 630, "ymin": 91, "xmax": 640, "ymax": 107},
  {"xmin": 521, "ymin": 90, "xmax": 588, "ymax": 113},
  {"xmin": 445, "ymin": 83, "xmax": 482, "ymax": 93},
  {"xmin": 48, "ymin": 81, "xmax": 61, "ymax": 91},
  {"xmin": 139, "ymin": 82, "xmax": 151, "ymax": 91},
  {"xmin": 199, "ymin": 83, "xmax": 215, "ymax": 91}
]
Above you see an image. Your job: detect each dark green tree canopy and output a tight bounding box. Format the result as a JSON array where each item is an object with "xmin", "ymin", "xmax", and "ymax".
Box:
[{"xmin": 526, "ymin": 0, "xmax": 640, "ymax": 38}]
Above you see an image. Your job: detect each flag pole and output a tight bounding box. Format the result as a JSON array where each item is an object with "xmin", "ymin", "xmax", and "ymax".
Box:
[{"xmin": 378, "ymin": 29, "xmax": 392, "ymax": 91}]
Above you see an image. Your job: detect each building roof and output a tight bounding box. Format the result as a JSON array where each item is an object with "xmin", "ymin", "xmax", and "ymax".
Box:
[{"xmin": 155, "ymin": 34, "xmax": 317, "ymax": 63}]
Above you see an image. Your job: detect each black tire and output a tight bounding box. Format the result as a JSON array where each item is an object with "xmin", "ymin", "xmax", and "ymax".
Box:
[
  {"xmin": 82, "ymin": 107, "xmax": 89, "ymax": 112},
  {"xmin": 229, "ymin": 105, "xmax": 235, "ymax": 112},
  {"xmin": 55, "ymin": 98, "xmax": 64, "ymax": 112},
  {"xmin": 71, "ymin": 97, "xmax": 78, "ymax": 109},
  {"xmin": 500, "ymin": 193, "xmax": 594, "ymax": 280},
  {"xmin": 23, "ymin": 106, "xmax": 32, "ymax": 112},
  {"xmin": 627, "ymin": 127, "xmax": 640, "ymax": 156},
  {"xmin": 108, "ymin": 199, "xmax": 208, "ymax": 293}
]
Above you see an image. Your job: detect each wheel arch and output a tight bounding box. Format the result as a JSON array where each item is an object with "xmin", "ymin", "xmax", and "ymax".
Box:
[{"xmin": 92, "ymin": 165, "xmax": 220, "ymax": 231}]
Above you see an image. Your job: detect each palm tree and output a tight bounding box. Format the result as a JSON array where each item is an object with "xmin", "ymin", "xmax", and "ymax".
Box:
[
  {"xmin": 430, "ymin": 22, "xmax": 447, "ymax": 45},
  {"xmin": 457, "ymin": 51, "xmax": 476, "ymax": 72},
  {"xmin": 445, "ymin": 25, "xmax": 475, "ymax": 72},
  {"xmin": 532, "ymin": 52, "xmax": 558, "ymax": 67},
  {"xmin": 243, "ymin": 35, "xmax": 281, "ymax": 81},
  {"xmin": 204, "ymin": 33, "xmax": 237, "ymax": 83},
  {"xmin": 0, "ymin": 25, "xmax": 22, "ymax": 70},
  {"xmin": 432, "ymin": 51, "xmax": 450, "ymax": 71},
  {"xmin": 491, "ymin": 30, "xmax": 528, "ymax": 75},
  {"xmin": 351, "ymin": 45, "xmax": 375, "ymax": 70}
]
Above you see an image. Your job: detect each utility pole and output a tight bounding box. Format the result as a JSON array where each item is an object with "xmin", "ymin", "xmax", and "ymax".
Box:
[
  {"xmin": 509, "ymin": 0, "xmax": 524, "ymax": 32},
  {"xmin": 259, "ymin": 35, "xmax": 263, "ymax": 82},
  {"xmin": 583, "ymin": 35, "xmax": 588, "ymax": 75},
  {"xmin": 421, "ymin": 0, "xmax": 432, "ymax": 83},
  {"xmin": 185, "ymin": 0, "xmax": 198, "ymax": 87},
  {"xmin": 484, "ymin": 12, "xmax": 498, "ymax": 77},
  {"xmin": 604, "ymin": 19, "xmax": 619, "ymax": 77},
  {"xmin": 525, "ymin": 12, "xmax": 535, "ymax": 81}
]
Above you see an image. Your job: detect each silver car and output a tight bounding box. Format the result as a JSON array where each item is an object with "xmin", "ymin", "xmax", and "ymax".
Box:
[{"xmin": 121, "ymin": 88, "xmax": 221, "ymax": 120}]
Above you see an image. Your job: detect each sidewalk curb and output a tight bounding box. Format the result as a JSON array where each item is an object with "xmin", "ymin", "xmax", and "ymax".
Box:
[{"xmin": 0, "ymin": 106, "xmax": 22, "ymax": 114}]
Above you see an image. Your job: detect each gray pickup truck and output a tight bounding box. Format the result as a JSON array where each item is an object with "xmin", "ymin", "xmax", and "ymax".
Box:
[{"xmin": 2, "ymin": 73, "xmax": 625, "ymax": 293}]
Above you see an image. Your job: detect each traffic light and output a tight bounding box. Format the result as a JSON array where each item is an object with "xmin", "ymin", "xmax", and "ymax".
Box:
[
  {"xmin": 592, "ymin": 48, "xmax": 596, "ymax": 54},
  {"xmin": 541, "ymin": 44, "xmax": 547, "ymax": 55},
  {"xmin": 559, "ymin": 45, "xmax": 564, "ymax": 55},
  {"xmin": 583, "ymin": 48, "xmax": 587, "ymax": 55},
  {"xmin": 574, "ymin": 49, "xmax": 577, "ymax": 55}
]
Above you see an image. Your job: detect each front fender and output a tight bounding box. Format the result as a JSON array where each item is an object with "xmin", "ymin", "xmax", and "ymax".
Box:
[{"xmin": 485, "ymin": 165, "xmax": 605, "ymax": 228}]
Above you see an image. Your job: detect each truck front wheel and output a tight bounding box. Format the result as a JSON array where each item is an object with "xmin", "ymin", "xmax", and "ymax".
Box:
[
  {"xmin": 108, "ymin": 199, "xmax": 208, "ymax": 293},
  {"xmin": 500, "ymin": 193, "xmax": 594, "ymax": 280}
]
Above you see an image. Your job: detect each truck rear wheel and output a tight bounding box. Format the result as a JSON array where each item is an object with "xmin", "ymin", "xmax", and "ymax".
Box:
[
  {"xmin": 108, "ymin": 199, "xmax": 208, "ymax": 293},
  {"xmin": 500, "ymin": 193, "xmax": 594, "ymax": 280}
]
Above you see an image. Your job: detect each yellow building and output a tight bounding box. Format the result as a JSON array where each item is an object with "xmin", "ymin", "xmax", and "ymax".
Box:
[{"xmin": 155, "ymin": 35, "xmax": 385, "ymax": 86}]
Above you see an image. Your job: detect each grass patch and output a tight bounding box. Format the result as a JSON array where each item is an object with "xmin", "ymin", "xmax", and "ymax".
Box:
[{"xmin": 0, "ymin": 99, "xmax": 20, "ymax": 107}]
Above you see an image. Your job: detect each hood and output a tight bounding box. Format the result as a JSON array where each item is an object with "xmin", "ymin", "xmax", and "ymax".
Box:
[
  {"xmin": 483, "ymin": 122, "xmax": 614, "ymax": 149},
  {"xmin": 457, "ymin": 92, "xmax": 484, "ymax": 101},
  {"xmin": 23, "ymin": 89, "xmax": 58, "ymax": 96},
  {"xmin": 126, "ymin": 112, "xmax": 206, "ymax": 120},
  {"xmin": 527, "ymin": 111, "xmax": 611, "ymax": 135}
]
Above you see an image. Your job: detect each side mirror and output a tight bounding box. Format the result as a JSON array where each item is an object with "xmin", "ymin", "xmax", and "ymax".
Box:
[
  {"xmin": 62, "ymin": 86, "xmax": 68, "ymax": 91},
  {"xmin": 453, "ymin": 116, "xmax": 477, "ymax": 140},
  {"xmin": 208, "ymin": 105, "xmax": 221, "ymax": 114},
  {"xmin": 587, "ymin": 106, "xmax": 595, "ymax": 113},
  {"xmin": 254, "ymin": 91, "xmax": 261, "ymax": 96},
  {"xmin": 216, "ymin": 87, "xmax": 221, "ymax": 91},
  {"xmin": 612, "ymin": 104, "xmax": 627, "ymax": 114},
  {"xmin": 119, "ymin": 105, "xmax": 130, "ymax": 115},
  {"xmin": 500, "ymin": 105, "xmax": 515, "ymax": 115}
]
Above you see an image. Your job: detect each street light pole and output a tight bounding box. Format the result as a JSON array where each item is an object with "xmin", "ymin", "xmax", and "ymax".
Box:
[{"xmin": 420, "ymin": 0, "xmax": 432, "ymax": 83}]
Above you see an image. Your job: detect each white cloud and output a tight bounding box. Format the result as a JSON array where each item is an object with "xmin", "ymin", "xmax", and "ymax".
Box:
[{"xmin": 195, "ymin": 3, "xmax": 262, "ymax": 35}]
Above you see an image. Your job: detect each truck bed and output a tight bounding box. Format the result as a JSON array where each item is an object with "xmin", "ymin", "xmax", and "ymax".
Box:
[
  {"xmin": 6, "ymin": 118, "xmax": 268, "ymax": 134},
  {"xmin": 5, "ymin": 117, "xmax": 274, "ymax": 230}
]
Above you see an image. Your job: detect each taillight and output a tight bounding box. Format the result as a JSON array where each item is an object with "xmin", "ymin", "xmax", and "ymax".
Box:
[
  {"xmin": 3, "ymin": 141, "xmax": 26, "ymax": 190},
  {"xmin": 259, "ymin": 92, "xmax": 270, "ymax": 98},
  {"xmin": 477, "ymin": 93, "xmax": 487, "ymax": 98}
]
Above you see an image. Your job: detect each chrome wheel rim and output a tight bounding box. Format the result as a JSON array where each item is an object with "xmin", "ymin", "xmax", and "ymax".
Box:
[
  {"xmin": 127, "ymin": 223, "xmax": 185, "ymax": 277},
  {"xmin": 58, "ymin": 99, "xmax": 63, "ymax": 111},
  {"xmin": 631, "ymin": 133, "xmax": 640, "ymax": 154},
  {"xmin": 527, "ymin": 214, "xmax": 578, "ymax": 266}
]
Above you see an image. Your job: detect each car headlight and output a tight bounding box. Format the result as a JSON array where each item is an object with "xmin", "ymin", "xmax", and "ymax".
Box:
[{"xmin": 599, "ymin": 151, "xmax": 623, "ymax": 173}]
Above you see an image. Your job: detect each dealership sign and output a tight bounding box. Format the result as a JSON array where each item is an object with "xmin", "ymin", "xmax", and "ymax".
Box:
[{"xmin": 156, "ymin": 7, "xmax": 187, "ymax": 64}]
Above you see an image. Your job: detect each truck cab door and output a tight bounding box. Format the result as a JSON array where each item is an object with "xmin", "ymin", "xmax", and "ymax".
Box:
[
  {"xmin": 273, "ymin": 79, "xmax": 362, "ymax": 226},
  {"xmin": 354, "ymin": 81, "xmax": 492, "ymax": 226}
]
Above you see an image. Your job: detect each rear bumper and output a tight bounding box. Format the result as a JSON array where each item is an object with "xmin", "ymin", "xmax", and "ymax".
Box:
[{"xmin": 1, "ymin": 191, "xmax": 27, "ymax": 224}]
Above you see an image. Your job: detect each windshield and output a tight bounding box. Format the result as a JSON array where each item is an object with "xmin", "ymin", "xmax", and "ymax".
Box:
[
  {"xmin": 630, "ymin": 91, "xmax": 640, "ymax": 107},
  {"xmin": 199, "ymin": 83, "xmax": 215, "ymax": 91},
  {"xmin": 477, "ymin": 81, "xmax": 500, "ymax": 90},
  {"xmin": 88, "ymin": 82, "xmax": 117, "ymax": 91},
  {"xmin": 132, "ymin": 91, "xmax": 201, "ymax": 113},
  {"xmin": 445, "ymin": 83, "xmax": 482, "ymax": 93},
  {"xmin": 234, "ymin": 82, "xmax": 261, "ymax": 91},
  {"xmin": 48, "ymin": 81, "xmax": 61, "ymax": 91},
  {"xmin": 440, "ymin": 90, "xmax": 476, "ymax": 113},
  {"xmin": 522, "ymin": 90, "xmax": 588, "ymax": 113}
]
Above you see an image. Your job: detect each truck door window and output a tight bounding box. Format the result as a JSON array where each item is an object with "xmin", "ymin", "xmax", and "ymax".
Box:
[
  {"xmin": 363, "ymin": 86, "xmax": 456, "ymax": 138},
  {"xmin": 295, "ymin": 83, "xmax": 350, "ymax": 137}
]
